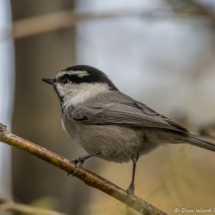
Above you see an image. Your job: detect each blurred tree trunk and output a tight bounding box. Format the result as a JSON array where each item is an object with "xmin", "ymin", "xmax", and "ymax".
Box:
[{"xmin": 10, "ymin": 1, "xmax": 91, "ymax": 214}]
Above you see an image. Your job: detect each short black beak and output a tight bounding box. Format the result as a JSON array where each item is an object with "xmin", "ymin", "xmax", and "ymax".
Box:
[{"xmin": 41, "ymin": 78, "xmax": 54, "ymax": 85}]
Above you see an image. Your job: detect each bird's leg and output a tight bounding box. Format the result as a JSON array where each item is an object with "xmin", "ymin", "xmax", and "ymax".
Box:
[
  {"xmin": 70, "ymin": 151, "xmax": 101, "ymax": 177},
  {"xmin": 126, "ymin": 154, "xmax": 139, "ymax": 196}
]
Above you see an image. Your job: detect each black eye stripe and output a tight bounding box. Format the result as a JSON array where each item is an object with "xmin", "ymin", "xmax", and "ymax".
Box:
[
  {"xmin": 57, "ymin": 75, "xmax": 70, "ymax": 83},
  {"xmin": 58, "ymin": 74, "xmax": 88, "ymax": 83},
  {"xmin": 57, "ymin": 68, "xmax": 118, "ymax": 91},
  {"xmin": 62, "ymin": 74, "xmax": 71, "ymax": 80}
]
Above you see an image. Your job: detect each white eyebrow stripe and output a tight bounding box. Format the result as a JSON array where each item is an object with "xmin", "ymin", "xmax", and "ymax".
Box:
[
  {"xmin": 57, "ymin": 70, "xmax": 90, "ymax": 78},
  {"xmin": 70, "ymin": 71, "xmax": 90, "ymax": 77}
]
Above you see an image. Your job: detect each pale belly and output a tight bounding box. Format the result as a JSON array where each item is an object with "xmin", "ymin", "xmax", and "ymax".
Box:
[{"xmin": 62, "ymin": 118, "xmax": 160, "ymax": 163}]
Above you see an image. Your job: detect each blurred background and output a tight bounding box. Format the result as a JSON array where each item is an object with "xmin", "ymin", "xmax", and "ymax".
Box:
[{"xmin": 0, "ymin": 0, "xmax": 215, "ymax": 214}]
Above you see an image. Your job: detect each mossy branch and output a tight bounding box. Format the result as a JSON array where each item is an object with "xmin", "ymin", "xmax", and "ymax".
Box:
[{"xmin": 0, "ymin": 123, "xmax": 167, "ymax": 215}]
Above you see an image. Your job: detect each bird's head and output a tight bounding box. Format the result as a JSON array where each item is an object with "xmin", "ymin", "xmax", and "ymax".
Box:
[{"xmin": 42, "ymin": 65, "xmax": 118, "ymax": 107}]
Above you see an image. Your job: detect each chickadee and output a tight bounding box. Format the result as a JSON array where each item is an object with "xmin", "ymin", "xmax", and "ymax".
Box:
[{"xmin": 42, "ymin": 65, "xmax": 215, "ymax": 195}]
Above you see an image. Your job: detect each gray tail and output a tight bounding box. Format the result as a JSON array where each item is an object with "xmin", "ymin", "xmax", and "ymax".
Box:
[{"xmin": 187, "ymin": 134, "xmax": 215, "ymax": 152}]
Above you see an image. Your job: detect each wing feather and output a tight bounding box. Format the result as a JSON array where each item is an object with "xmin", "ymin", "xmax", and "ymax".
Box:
[{"xmin": 70, "ymin": 102, "xmax": 188, "ymax": 133}]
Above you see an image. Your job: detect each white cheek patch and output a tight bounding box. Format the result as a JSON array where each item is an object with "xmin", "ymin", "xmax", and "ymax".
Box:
[
  {"xmin": 55, "ymin": 82, "xmax": 110, "ymax": 107},
  {"xmin": 55, "ymin": 83, "xmax": 65, "ymax": 96},
  {"xmin": 65, "ymin": 83, "xmax": 110, "ymax": 106}
]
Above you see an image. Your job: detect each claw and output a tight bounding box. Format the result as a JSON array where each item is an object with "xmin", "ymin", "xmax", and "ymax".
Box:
[
  {"xmin": 71, "ymin": 158, "xmax": 79, "ymax": 164},
  {"xmin": 71, "ymin": 157, "xmax": 85, "ymax": 177},
  {"xmin": 126, "ymin": 184, "xmax": 135, "ymax": 196},
  {"xmin": 70, "ymin": 151, "xmax": 101, "ymax": 177}
]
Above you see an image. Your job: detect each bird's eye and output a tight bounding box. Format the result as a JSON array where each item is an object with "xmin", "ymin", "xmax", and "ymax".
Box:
[{"xmin": 61, "ymin": 76, "xmax": 70, "ymax": 84}]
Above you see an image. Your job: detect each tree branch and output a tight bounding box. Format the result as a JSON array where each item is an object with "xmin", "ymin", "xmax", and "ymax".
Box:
[
  {"xmin": 3, "ymin": 9, "xmax": 169, "ymax": 40},
  {"xmin": 0, "ymin": 123, "xmax": 167, "ymax": 215}
]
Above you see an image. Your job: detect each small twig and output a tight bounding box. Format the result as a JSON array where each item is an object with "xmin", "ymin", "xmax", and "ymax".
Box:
[
  {"xmin": 185, "ymin": 0, "xmax": 215, "ymax": 22},
  {"xmin": 165, "ymin": 0, "xmax": 215, "ymax": 22},
  {"xmin": 0, "ymin": 202, "xmax": 67, "ymax": 215},
  {"xmin": 0, "ymin": 123, "xmax": 167, "ymax": 215}
]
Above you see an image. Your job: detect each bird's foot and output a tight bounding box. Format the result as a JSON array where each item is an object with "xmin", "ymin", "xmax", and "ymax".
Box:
[
  {"xmin": 71, "ymin": 156, "xmax": 85, "ymax": 177},
  {"xmin": 126, "ymin": 184, "xmax": 135, "ymax": 196},
  {"xmin": 126, "ymin": 184, "xmax": 135, "ymax": 211},
  {"xmin": 68, "ymin": 152, "xmax": 101, "ymax": 177}
]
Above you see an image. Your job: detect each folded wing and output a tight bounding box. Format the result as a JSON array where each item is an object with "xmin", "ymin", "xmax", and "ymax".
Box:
[{"xmin": 70, "ymin": 101, "xmax": 188, "ymax": 133}]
